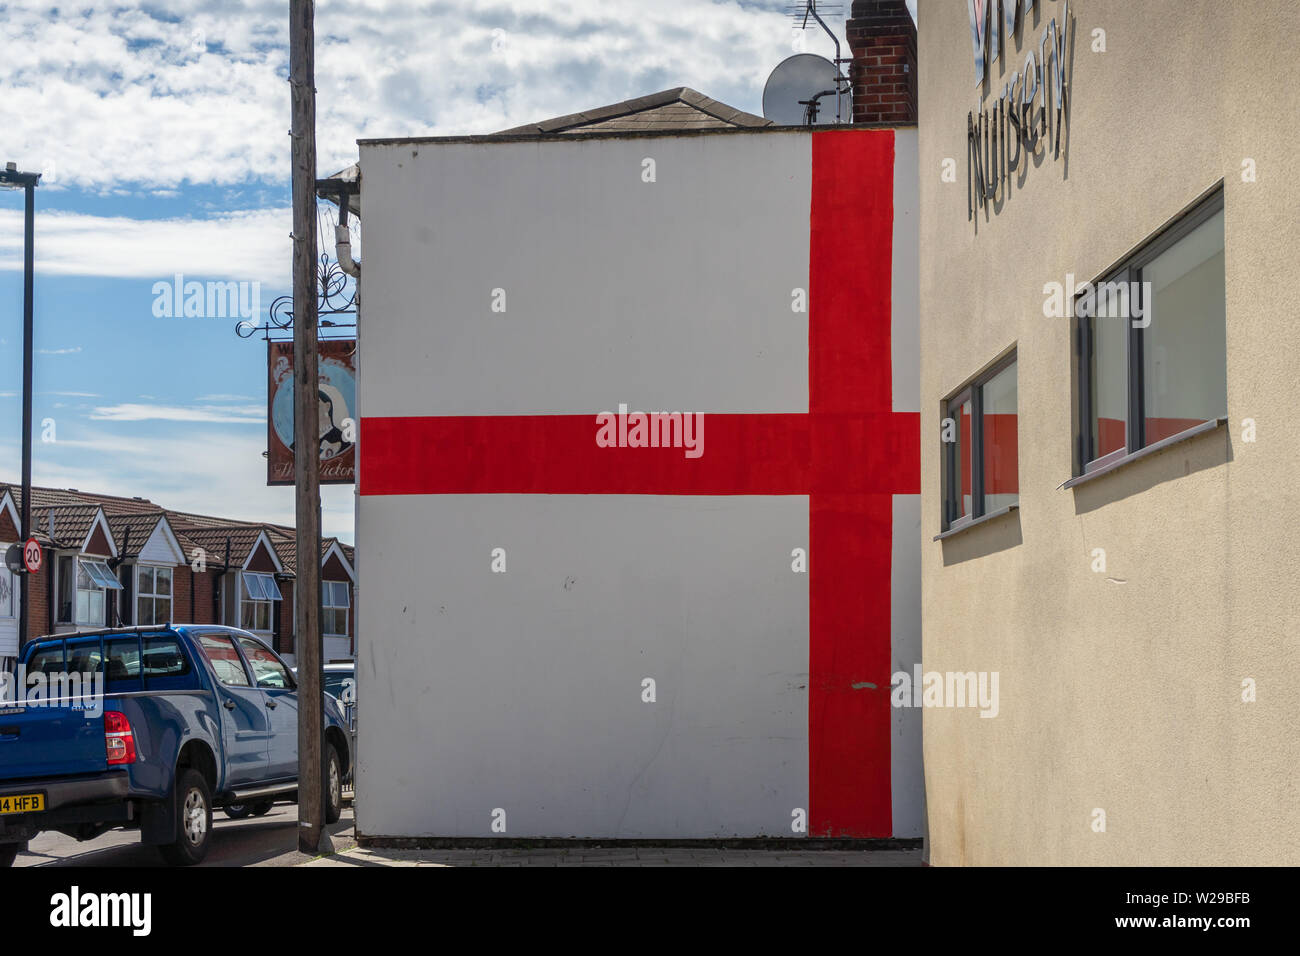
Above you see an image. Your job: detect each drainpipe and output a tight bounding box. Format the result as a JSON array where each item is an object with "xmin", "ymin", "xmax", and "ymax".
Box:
[
  {"xmin": 334, "ymin": 181, "xmax": 359, "ymax": 277},
  {"xmin": 335, "ymin": 225, "xmax": 359, "ymax": 278}
]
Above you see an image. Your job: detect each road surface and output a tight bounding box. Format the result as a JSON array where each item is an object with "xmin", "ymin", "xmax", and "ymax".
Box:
[{"xmin": 12, "ymin": 802, "xmax": 355, "ymax": 867}]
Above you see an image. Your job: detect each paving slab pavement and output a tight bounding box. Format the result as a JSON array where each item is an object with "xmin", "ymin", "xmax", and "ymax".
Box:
[{"xmin": 300, "ymin": 846, "xmax": 922, "ymax": 867}]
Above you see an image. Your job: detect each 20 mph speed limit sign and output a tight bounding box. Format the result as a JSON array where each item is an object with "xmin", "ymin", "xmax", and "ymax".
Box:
[{"xmin": 22, "ymin": 538, "xmax": 42, "ymax": 574}]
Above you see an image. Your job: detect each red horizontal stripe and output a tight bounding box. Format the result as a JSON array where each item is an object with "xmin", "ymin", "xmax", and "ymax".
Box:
[{"xmin": 360, "ymin": 412, "xmax": 919, "ymax": 497}]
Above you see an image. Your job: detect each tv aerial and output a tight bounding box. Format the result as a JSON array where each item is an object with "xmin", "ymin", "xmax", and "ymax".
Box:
[{"xmin": 764, "ymin": 2, "xmax": 851, "ymax": 125}]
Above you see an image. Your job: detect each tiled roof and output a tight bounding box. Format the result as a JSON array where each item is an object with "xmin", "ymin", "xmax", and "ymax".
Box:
[
  {"xmin": 54, "ymin": 489, "xmax": 163, "ymax": 516},
  {"xmin": 0, "ymin": 480, "xmax": 352, "ymax": 572},
  {"xmin": 33, "ymin": 505, "xmax": 104, "ymax": 551},
  {"xmin": 105, "ymin": 512, "xmax": 167, "ymax": 560},
  {"xmin": 1, "ymin": 483, "xmax": 91, "ymax": 512},
  {"xmin": 270, "ymin": 532, "xmax": 351, "ymax": 574},
  {"xmin": 171, "ymin": 524, "xmax": 268, "ymax": 570}
]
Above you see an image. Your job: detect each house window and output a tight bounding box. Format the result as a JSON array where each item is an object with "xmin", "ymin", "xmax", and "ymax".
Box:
[
  {"xmin": 75, "ymin": 559, "xmax": 123, "ymax": 626},
  {"xmin": 942, "ymin": 353, "xmax": 1019, "ymax": 531},
  {"xmin": 240, "ymin": 571, "xmax": 281, "ymax": 633},
  {"xmin": 322, "ymin": 581, "xmax": 349, "ymax": 637},
  {"xmin": 1076, "ymin": 189, "xmax": 1226, "ymax": 473},
  {"xmin": 0, "ymin": 563, "xmax": 14, "ymax": 619},
  {"xmin": 137, "ymin": 566, "xmax": 173, "ymax": 626}
]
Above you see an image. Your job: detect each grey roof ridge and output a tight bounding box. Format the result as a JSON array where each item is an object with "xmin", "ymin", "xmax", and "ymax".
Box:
[{"xmin": 495, "ymin": 86, "xmax": 771, "ymax": 136}]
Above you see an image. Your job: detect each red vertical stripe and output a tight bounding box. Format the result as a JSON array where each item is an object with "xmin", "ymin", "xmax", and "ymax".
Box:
[
  {"xmin": 808, "ymin": 129, "xmax": 896, "ymax": 837},
  {"xmin": 810, "ymin": 131, "xmax": 896, "ymax": 416}
]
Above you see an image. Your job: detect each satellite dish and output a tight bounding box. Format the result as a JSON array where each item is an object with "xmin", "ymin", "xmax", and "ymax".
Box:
[{"xmin": 762, "ymin": 53, "xmax": 843, "ymax": 126}]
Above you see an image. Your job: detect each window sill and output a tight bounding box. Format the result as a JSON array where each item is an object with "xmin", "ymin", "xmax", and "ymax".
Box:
[
  {"xmin": 933, "ymin": 504, "xmax": 1019, "ymax": 542},
  {"xmin": 1059, "ymin": 417, "xmax": 1228, "ymax": 491}
]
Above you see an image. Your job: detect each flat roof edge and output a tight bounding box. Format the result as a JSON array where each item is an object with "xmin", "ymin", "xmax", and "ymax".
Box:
[{"xmin": 356, "ymin": 122, "xmax": 916, "ymax": 148}]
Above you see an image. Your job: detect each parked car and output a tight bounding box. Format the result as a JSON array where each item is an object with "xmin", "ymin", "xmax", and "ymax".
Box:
[
  {"xmin": 0, "ymin": 624, "xmax": 352, "ymax": 866},
  {"xmin": 294, "ymin": 662, "xmax": 355, "ymax": 725},
  {"xmin": 228, "ymin": 661, "xmax": 355, "ymax": 820},
  {"xmin": 321, "ymin": 663, "xmax": 356, "ymax": 720}
]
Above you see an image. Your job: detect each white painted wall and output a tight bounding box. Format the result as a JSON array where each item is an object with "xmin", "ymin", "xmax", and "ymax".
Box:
[
  {"xmin": 137, "ymin": 520, "xmax": 183, "ymax": 566},
  {"xmin": 359, "ymin": 494, "xmax": 808, "ymax": 837},
  {"xmin": 356, "ymin": 128, "xmax": 920, "ymax": 839},
  {"xmin": 357, "ymin": 132, "xmax": 812, "ymax": 418}
]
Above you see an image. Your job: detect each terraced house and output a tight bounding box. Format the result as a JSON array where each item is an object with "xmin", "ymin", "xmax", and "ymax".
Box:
[{"xmin": 0, "ymin": 483, "xmax": 355, "ymax": 671}]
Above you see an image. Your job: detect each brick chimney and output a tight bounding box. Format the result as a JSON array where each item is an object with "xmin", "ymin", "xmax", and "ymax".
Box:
[{"xmin": 846, "ymin": 0, "xmax": 917, "ymax": 125}]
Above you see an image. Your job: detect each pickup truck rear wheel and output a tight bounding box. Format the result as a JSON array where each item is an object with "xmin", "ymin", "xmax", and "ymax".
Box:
[
  {"xmin": 324, "ymin": 743, "xmax": 343, "ymax": 825},
  {"xmin": 0, "ymin": 843, "xmax": 18, "ymax": 868},
  {"xmin": 159, "ymin": 769, "xmax": 213, "ymax": 866}
]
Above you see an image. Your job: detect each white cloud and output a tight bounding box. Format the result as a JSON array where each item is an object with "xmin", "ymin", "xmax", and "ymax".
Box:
[
  {"xmin": 37, "ymin": 346, "xmax": 82, "ymax": 355},
  {"xmin": 89, "ymin": 402, "xmax": 265, "ymax": 424},
  {"xmin": 0, "ymin": 1, "xmax": 835, "ymax": 191},
  {"xmin": 0, "ymin": 206, "xmax": 291, "ymax": 287},
  {"xmin": 0, "ymin": 430, "xmax": 355, "ymax": 543},
  {"xmin": 0, "ymin": 2, "xmax": 872, "ymax": 283}
]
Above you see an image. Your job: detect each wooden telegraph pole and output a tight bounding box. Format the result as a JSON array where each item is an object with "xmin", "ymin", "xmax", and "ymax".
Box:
[{"xmin": 289, "ymin": 0, "xmax": 324, "ymax": 854}]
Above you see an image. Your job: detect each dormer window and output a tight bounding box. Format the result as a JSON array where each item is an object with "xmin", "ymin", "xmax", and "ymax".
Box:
[
  {"xmin": 75, "ymin": 558, "xmax": 123, "ymax": 626},
  {"xmin": 241, "ymin": 571, "xmax": 282, "ymax": 633}
]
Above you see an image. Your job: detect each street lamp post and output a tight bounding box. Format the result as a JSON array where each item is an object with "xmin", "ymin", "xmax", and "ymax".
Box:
[{"xmin": 1, "ymin": 163, "xmax": 41, "ymax": 652}]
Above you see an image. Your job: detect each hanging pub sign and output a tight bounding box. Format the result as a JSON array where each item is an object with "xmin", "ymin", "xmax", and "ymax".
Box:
[
  {"xmin": 967, "ymin": 0, "xmax": 1072, "ymax": 222},
  {"xmin": 267, "ymin": 339, "xmax": 357, "ymax": 486}
]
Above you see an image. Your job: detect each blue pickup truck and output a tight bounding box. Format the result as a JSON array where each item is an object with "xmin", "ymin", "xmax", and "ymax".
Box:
[{"xmin": 0, "ymin": 624, "xmax": 352, "ymax": 866}]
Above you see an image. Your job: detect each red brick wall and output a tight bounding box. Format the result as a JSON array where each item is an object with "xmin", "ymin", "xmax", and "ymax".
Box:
[
  {"xmin": 847, "ymin": 0, "xmax": 917, "ymax": 125},
  {"xmin": 27, "ymin": 562, "xmax": 51, "ymax": 641},
  {"xmin": 0, "ymin": 509, "xmax": 17, "ymax": 541},
  {"xmin": 275, "ymin": 579, "xmax": 294, "ymax": 655},
  {"xmin": 173, "ymin": 565, "xmax": 193, "ymax": 624},
  {"xmin": 192, "ymin": 569, "xmax": 216, "ymax": 625}
]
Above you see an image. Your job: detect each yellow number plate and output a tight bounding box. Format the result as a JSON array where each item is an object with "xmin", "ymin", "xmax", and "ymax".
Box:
[{"xmin": 0, "ymin": 793, "xmax": 44, "ymax": 815}]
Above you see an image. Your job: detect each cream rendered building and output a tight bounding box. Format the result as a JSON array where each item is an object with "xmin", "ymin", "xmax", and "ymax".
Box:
[{"xmin": 918, "ymin": 0, "xmax": 1300, "ymax": 864}]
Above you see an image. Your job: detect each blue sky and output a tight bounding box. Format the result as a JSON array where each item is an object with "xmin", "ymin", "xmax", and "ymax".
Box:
[{"xmin": 0, "ymin": 0, "xmax": 916, "ymax": 543}]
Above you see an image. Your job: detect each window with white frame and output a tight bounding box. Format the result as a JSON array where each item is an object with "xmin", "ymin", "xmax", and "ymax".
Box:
[
  {"xmin": 322, "ymin": 581, "xmax": 349, "ymax": 637},
  {"xmin": 137, "ymin": 565, "xmax": 173, "ymax": 625},
  {"xmin": 241, "ymin": 571, "xmax": 281, "ymax": 633},
  {"xmin": 76, "ymin": 558, "xmax": 123, "ymax": 626}
]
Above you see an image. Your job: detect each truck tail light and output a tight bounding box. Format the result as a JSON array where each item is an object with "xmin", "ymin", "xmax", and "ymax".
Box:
[{"xmin": 104, "ymin": 711, "xmax": 137, "ymax": 765}]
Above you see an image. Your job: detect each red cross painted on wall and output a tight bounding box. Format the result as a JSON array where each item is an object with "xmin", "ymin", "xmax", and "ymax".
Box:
[{"xmin": 360, "ymin": 131, "xmax": 920, "ymax": 837}]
